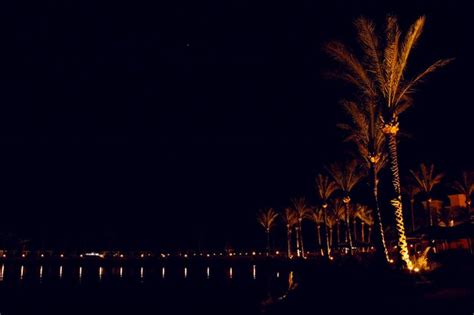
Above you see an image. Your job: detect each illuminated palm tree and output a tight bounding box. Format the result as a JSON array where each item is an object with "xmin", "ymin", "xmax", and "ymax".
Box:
[
  {"xmin": 325, "ymin": 212, "xmax": 337, "ymax": 249},
  {"xmin": 310, "ymin": 208, "xmax": 325, "ymax": 255},
  {"xmin": 409, "ymin": 163, "xmax": 444, "ymax": 227},
  {"xmin": 402, "ymin": 183, "xmax": 421, "ymax": 232},
  {"xmin": 328, "ymin": 161, "xmax": 365, "ymax": 255},
  {"xmin": 291, "ymin": 197, "xmax": 312, "ymax": 258},
  {"xmin": 332, "ymin": 198, "xmax": 346, "ymax": 245},
  {"xmin": 282, "ymin": 207, "xmax": 298, "ymax": 258},
  {"xmin": 315, "ymin": 174, "xmax": 337, "ymax": 257},
  {"xmin": 257, "ymin": 208, "xmax": 279, "ymax": 256},
  {"xmin": 338, "ymin": 98, "xmax": 389, "ymax": 261},
  {"xmin": 358, "ymin": 207, "xmax": 374, "ymax": 244},
  {"xmin": 451, "ymin": 171, "xmax": 474, "ymax": 215},
  {"xmin": 325, "ymin": 15, "xmax": 452, "ymax": 268},
  {"xmin": 351, "ymin": 204, "xmax": 363, "ymax": 243}
]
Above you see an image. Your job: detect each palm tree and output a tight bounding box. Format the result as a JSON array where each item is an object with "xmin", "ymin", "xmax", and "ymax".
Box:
[
  {"xmin": 325, "ymin": 15, "xmax": 452, "ymax": 268},
  {"xmin": 332, "ymin": 198, "xmax": 346, "ymax": 245},
  {"xmin": 328, "ymin": 161, "xmax": 365, "ymax": 255},
  {"xmin": 310, "ymin": 208, "xmax": 325, "ymax": 256},
  {"xmin": 338, "ymin": 98, "xmax": 390, "ymax": 262},
  {"xmin": 351, "ymin": 204, "xmax": 364, "ymax": 243},
  {"xmin": 325, "ymin": 211, "xmax": 337, "ymax": 249},
  {"xmin": 402, "ymin": 183, "xmax": 421, "ymax": 232},
  {"xmin": 358, "ymin": 207, "xmax": 374, "ymax": 244},
  {"xmin": 282, "ymin": 208, "xmax": 298, "ymax": 258},
  {"xmin": 291, "ymin": 198, "xmax": 312, "ymax": 258},
  {"xmin": 410, "ymin": 163, "xmax": 444, "ymax": 227},
  {"xmin": 257, "ymin": 208, "xmax": 279, "ymax": 256},
  {"xmin": 315, "ymin": 174, "xmax": 337, "ymax": 257},
  {"xmin": 451, "ymin": 171, "xmax": 474, "ymax": 215}
]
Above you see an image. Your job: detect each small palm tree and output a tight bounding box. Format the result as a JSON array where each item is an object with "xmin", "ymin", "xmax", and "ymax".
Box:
[
  {"xmin": 332, "ymin": 198, "xmax": 346, "ymax": 245},
  {"xmin": 451, "ymin": 171, "xmax": 474, "ymax": 215},
  {"xmin": 402, "ymin": 183, "xmax": 421, "ymax": 232},
  {"xmin": 328, "ymin": 161, "xmax": 365, "ymax": 254},
  {"xmin": 257, "ymin": 208, "xmax": 279, "ymax": 256},
  {"xmin": 291, "ymin": 197, "xmax": 312, "ymax": 258},
  {"xmin": 325, "ymin": 212, "xmax": 337, "ymax": 249},
  {"xmin": 315, "ymin": 174, "xmax": 337, "ymax": 257},
  {"xmin": 351, "ymin": 204, "xmax": 365, "ymax": 243},
  {"xmin": 358, "ymin": 207, "xmax": 374, "ymax": 244},
  {"xmin": 310, "ymin": 208, "xmax": 325, "ymax": 255},
  {"xmin": 282, "ymin": 208, "xmax": 298, "ymax": 258},
  {"xmin": 410, "ymin": 163, "xmax": 444, "ymax": 227},
  {"xmin": 325, "ymin": 15, "xmax": 452, "ymax": 269}
]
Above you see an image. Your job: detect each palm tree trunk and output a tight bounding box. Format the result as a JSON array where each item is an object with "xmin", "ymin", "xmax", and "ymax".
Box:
[
  {"xmin": 361, "ymin": 222, "xmax": 365, "ymax": 243},
  {"xmin": 368, "ymin": 226, "xmax": 372, "ymax": 244},
  {"xmin": 385, "ymin": 130, "xmax": 412, "ymax": 269},
  {"xmin": 287, "ymin": 227, "xmax": 292, "ymax": 258},
  {"xmin": 370, "ymin": 162, "xmax": 390, "ymax": 263},
  {"xmin": 353, "ymin": 219, "xmax": 357, "ymax": 243},
  {"xmin": 295, "ymin": 226, "xmax": 301, "ymax": 257},
  {"xmin": 427, "ymin": 198, "xmax": 433, "ymax": 227},
  {"xmin": 323, "ymin": 207, "xmax": 330, "ymax": 257},
  {"xmin": 317, "ymin": 225, "xmax": 322, "ymax": 254},
  {"xmin": 344, "ymin": 202, "xmax": 353, "ymax": 255},
  {"xmin": 266, "ymin": 230, "xmax": 270, "ymax": 256},
  {"xmin": 298, "ymin": 220, "xmax": 305, "ymax": 258},
  {"xmin": 329, "ymin": 228, "xmax": 333, "ymax": 247},
  {"xmin": 336, "ymin": 222, "xmax": 341, "ymax": 245}
]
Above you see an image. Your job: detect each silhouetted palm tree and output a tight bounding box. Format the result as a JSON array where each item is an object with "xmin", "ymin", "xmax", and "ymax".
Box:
[
  {"xmin": 282, "ymin": 208, "xmax": 298, "ymax": 258},
  {"xmin": 325, "ymin": 15, "xmax": 452, "ymax": 268},
  {"xmin": 325, "ymin": 212, "xmax": 337, "ymax": 249},
  {"xmin": 257, "ymin": 208, "xmax": 279, "ymax": 256},
  {"xmin": 315, "ymin": 174, "xmax": 337, "ymax": 257},
  {"xmin": 451, "ymin": 171, "xmax": 474, "ymax": 215},
  {"xmin": 291, "ymin": 198, "xmax": 312, "ymax": 258},
  {"xmin": 358, "ymin": 207, "xmax": 374, "ymax": 244},
  {"xmin": 410, "ymin": 163, "xmax": 444, "ymax": 227},
  {"xmin": 328, "ymin": 161, "xmax": 365, "ymax": 255},
  {"xmin": 332, "ymin": 198, "xmax": 346, "ymax": 245}
]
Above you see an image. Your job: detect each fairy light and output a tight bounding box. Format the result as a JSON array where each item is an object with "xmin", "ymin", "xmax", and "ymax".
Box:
[
  {"xmin": 161, "ymin": 267, "xmax": 166, "ymax": 279},
  {"xmin": 59, "ymin": 266, "xmax": 63, "ymax": 279},
  {"xmin": 252, "ymin": 265, "xmax": 256, "ymax": 280},
  {"xmin": 229, "ymin": 267, "xmax": 233, "ymax": 279}
]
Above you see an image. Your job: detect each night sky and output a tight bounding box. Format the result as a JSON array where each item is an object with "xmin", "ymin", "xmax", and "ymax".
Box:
[{"xmin": 2, "ymin": 0, "xmax": 472, "ymax": 251}]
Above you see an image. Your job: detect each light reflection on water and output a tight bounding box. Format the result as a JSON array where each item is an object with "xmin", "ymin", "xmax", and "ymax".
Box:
[{"xmin": 0, "ymin": 264, "xmax": 291, "ymax": 283}]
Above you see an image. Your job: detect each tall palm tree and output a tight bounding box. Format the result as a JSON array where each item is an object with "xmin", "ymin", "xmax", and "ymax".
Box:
[
  {"xmin": 402, "ymin": 183, "xmax": 421, "ymax": 232},
  {"xmin": 410, "ymin": 163, "xmax": 444, "ymax": 227},
  {"xmin": 310, "ymin": 208, "xmax": 325, "ymax": 256},
  {"xmin": 291, "ymin": 197, "xmax": 312, "ymax": 258},
  {"xmin": 325, "ymin": 15, "xmax": 452, "ymax": 268},
  {"xmin": 328, "ymin": 160, "xmax": 365, "ymax": 255},
  {"xmin": 325, "ymin": 211, "xmax": 337, "ymax": 249},
  {"xmin": 315, "ymin": 174, "xmax": 337, "ymax": 257},
  {"xmin": 338, "ymin": 98, "xmax": 390, "ymax": 262},
  {"xmin": 282, "ymin": 208, "xmax": 298, "ymax": 258},
  {"xmin": 257, "ymin": 208, "xmax": 279, "ymax": 256},
  {"xmin": 451, "ymin": 171, "xmax": 474, "ymax": 215}
]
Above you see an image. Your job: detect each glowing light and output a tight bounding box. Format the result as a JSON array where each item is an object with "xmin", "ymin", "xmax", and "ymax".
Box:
[
  {"xmin": 140, "ymin": 267, "xmax": 144, "ymax": 279},
  {"xmin": 252, "ymin": 265, "xmax": 256, "ymax": 280},
  {"xmin": 275, "ymin": 251, "xmax": 280, "ymax": 255},
  {"xmin": 99, "ymin": 267, "xmax": 104, "ymax": 280},
  {"xmin": 2, "ymin": 254, "xmax": 6, "ymax": 258},
  {"xmin": 80, "ymin": 254, "xmax": 83, "ymax": 258},
  {"xmin": 40, "ymin": 254, "xmax": 44, "ymax": 258},
  {"xmin": 184, "ymin": 267, "xmax": 187, "ymax": 279},
  {"xmin": 252, "ymin": 251, "xmax": 256, "ymax": 256},
  {"xmin": 414, "ymin": 267, "xmax": 420, "ymax": 272},
  {"xmin": 79, "ymin": 267, "xmax": 83, "ymax": 281},
  {"xmin": 140, "ymin": 253, "xmax": 145, "ymax": 258},
  {"xmin": 22, "ymin": 254, "xmax": 26, "ymax": 258},
  {"xmin": 276, "ymin": 272, "xmax": 280, "ymax": 278},
  {"xmin": 389, "ymin": 259, "xmax": 394, "ymax": 264},
  {"xmin": 39, "ymin": 266, "xmax": 43, "ymax": 280},
  {"xmin": 0, "ymin": 264, "xmax": 4, "ymax": 281},
  {"xmin": 20, "ymin": 265, "xmax": 24, "ymax": 280},
  {"xmin": 161, "ymin": 253, "xmax": 166, "ymax": 258},
  {"xmin": 206, "ymin": 253, "xmax": 210, "ymax": 258},
  {"xmin": 161, "ymin": 267, "xmax": 165, "ymax": 279},
  {"xmin": 206, "ymin": 267, "xmax": 210, "ymax": 279},
  {"xmin": 229, "ymin": 267, "xmax": 233, "ymax": 279},
  {"xmin": 183, "ymin": 254, "xmax": 188, "ymax": 258},
  {"xmin": 119, "ymin": 254, "xmax": 124, "ymax": 258},
  {"xmin": 60, "ymin": 254, "xmax": 64, "ymax": 258},
  {"xmin": 59, "ymin": 266, "xmax": 63, "ymax": 279},
  {"xmin": 119, "ymin": 267, "xmax": 123, "ymax": 278}
]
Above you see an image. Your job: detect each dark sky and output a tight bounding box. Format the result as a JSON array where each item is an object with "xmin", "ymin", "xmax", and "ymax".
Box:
[{"xmin": 1, "ymin": 0, "xmax": 472, "ymax": 251}]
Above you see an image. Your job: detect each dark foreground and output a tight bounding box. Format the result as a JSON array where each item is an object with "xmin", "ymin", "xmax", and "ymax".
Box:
[{"xmin": 0, "ymin": 253, "xmax": 472, "ymax": 315}]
